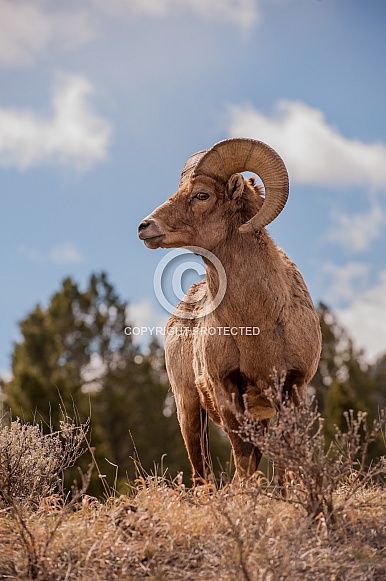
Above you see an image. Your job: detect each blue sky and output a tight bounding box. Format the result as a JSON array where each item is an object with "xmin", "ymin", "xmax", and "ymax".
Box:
[{"xmin": 1, "ymin": 0, "xmax": 386, "ymax": 376}]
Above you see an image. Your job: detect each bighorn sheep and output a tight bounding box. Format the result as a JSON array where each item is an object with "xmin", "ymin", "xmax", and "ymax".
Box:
[{"xmin": 138, "ymin": 138, "xmax": 322, "ymax": 483}]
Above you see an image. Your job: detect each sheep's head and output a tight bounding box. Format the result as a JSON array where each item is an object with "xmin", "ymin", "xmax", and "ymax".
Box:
[{"xmin": 138, "ymin": 138, "xmax": 289, "ymax": 251}]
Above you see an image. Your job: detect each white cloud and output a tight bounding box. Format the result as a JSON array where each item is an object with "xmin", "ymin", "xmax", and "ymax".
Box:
[
  {"xmin": 326, "ymin": 199, "xmax": 386, "ymax": 253},
  {"xmin": 0, "ymin": 0, "xmax": 95, "ymax": 67},
  {"xmin": 81, "ymin": 352, "xmax": 107, "ymax": 393},
  {"xmin": 19, "ymin": 241, "xmax": 85, "ymax": 265},
  {"xmin": 322, "ymin": 261, "xmax": 370, "ymax": 304},
  {"xmin": 227, "ymin": 100, "xmax": 386, "ymax": 190},
  {"xmin": 0, "ymin": 74, "xmax": 111, "ymax": 170},
  {"xmin": 0, "ymin": 369, "xmax": 13, "ymax": 384},
  {"xmin": 126, "ymin": 298, "xmax": 169, "ymax": 345},
  {"xmin": 48, "ymin": 242, "xmax": 85, "ymax": 265},
  {"xmin": 336, "ymin": 269, "xmax": 386, "ymax": 362},
  {"xmin": 95, "ymin": 0, "xmax": 260, "ymax": 30},
  {"xmin": 183, "ymin": 0, "xmax": 259, "ymax": 28},
  {"xmin": 18, "ymin": 246, "xmax": 45, "ymax": 263},
  {"xmin": 0, "ymin": 0, "xmax": 259, "ymax": 68}
]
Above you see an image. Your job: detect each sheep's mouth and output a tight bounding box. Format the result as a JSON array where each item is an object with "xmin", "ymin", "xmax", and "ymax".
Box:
[{"xmin": 143, "ymin": 235, "xmax": 165, "ymax": 249}]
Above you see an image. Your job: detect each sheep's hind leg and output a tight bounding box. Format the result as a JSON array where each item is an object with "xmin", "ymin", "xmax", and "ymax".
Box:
[{"xmin": 216, "ymin": 374, "xmax": 263, "ymax": 480}]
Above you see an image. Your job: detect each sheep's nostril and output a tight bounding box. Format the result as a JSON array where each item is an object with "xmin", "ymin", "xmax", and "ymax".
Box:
[{"xmin": 138, "ymin": 220, "xmax": 150, "ymax": 232}]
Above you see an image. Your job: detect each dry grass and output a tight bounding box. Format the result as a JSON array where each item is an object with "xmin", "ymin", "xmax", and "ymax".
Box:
[
  {"xmin": 0, "ymin": 476, "xmax": 385, "ymax": 580},
  {"xmin": 1, "ymin": 397, "xmax": 385, "ymax": 580}
]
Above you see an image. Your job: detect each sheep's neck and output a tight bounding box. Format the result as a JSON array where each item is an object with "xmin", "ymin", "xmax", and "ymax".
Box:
[{"xmin": 204, "ymin": 230, "xmax": 286, "ymax": 326}]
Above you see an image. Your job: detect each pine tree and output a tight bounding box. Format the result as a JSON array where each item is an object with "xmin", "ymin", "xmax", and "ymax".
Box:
[
  {"xmin": 4, "ymin": 273, "xmax": 231, "ymax": 493},
  {"xmin": 4, "ymin": 274, "xmax": 181, "ymax": 492},
  {"xmin": 312, "ymin": 303, "xmax": 384, "ymax": 459}
]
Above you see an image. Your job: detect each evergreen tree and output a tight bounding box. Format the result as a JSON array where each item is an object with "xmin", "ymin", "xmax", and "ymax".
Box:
[
  {"xmin": 312, "ymin": 303, "xmax": 384, "ymax": 457},
  {"xmin": 371, "ymin": 353, "xmax": 386, "ymax": 410},
  {"xmin": 312, "ymin": 302, "xmax": 352, "ymax": 413},
  {"xmin": 6, "ymin": 273, "xmax": 134, "ymax": 425},
  {"xmin": 4, "ymin": 273, "xmax": 231, "ymax": 493},
  {"xmin": 4, "ymin": 274, "xmax": 178, "ymax": 491}
]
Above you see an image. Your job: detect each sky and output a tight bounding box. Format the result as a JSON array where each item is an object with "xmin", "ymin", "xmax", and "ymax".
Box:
[{"xmin": 1, "ymin": 0, "xmax": 386, "ymax": 377}]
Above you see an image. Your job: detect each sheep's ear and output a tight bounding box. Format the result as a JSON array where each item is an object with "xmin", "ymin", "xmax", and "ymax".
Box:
[{"xmin": 226, "ymin": 173, "xmax": 245, "ymax": 200}]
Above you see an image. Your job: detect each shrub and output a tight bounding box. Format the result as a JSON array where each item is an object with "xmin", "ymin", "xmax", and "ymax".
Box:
[
  {"xmin": 0, "ymin": 417, "xmax": 88, "ymax": 507},
  {"xmin": 238, "ymin": 372, "xmax": 386, "ymax": 520}
]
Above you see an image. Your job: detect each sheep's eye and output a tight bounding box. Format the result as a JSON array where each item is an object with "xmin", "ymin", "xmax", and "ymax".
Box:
[{"xmin": 195, "ymin": 192, "xmax": 209, "ymax": 201}]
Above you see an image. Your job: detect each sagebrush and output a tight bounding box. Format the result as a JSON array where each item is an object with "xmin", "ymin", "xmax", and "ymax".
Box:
[
  {"xmin": 238, "ymin": 372, "xmax": 386, "ymax": 519},
  {"xmin": 0, "ymin": 416, "xmax": 88, "ymax": 507}
]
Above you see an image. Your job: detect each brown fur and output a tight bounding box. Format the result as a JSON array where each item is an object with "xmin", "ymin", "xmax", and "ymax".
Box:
[{"xmin": 138, "ymin": 173, "xmax": 322, "ymax": 483}]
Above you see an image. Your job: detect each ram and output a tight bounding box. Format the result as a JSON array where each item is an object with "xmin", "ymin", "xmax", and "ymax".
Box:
[{"xmin": 138, "ymin": 138, "xmax": 322, "ymax": 483}]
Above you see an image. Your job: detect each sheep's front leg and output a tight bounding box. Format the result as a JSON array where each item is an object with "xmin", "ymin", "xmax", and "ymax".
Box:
[
  {"xmin": 165, "ymin": 330, "xmax": 211, "ymax": 485},
  {"xmin": 173, "ymin": 387, "xmax": 211, "ymax": 485}
]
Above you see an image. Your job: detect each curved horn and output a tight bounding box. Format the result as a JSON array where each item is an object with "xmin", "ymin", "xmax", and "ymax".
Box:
[
  {"xmin": 191, "ymin": 138, "xmax": 289, "ymax": 234},
  {"xmin": 179, "ymin": 149, "xmax": 208, "ymax": 188}
]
